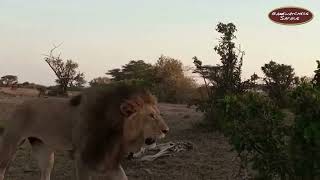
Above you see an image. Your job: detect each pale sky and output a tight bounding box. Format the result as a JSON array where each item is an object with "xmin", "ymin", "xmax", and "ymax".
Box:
[{"xmin": 0, "ymin": 0, "xmax": 319, "ymax": 86}]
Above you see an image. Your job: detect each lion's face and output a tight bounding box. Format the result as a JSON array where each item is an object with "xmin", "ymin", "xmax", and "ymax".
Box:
[
  {"xmin": 76, "ymin": 86, "xmax": 169, "ymax": 173},
  {"xmin": 138, "ymin": 104, "xmax": 169, "ymax": 142},
  {"xmin": 121, "ymin": 97, "xmax": 169, "ymax": 153}
]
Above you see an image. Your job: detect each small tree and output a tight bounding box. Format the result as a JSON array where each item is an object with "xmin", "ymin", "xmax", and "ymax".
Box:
[
  {"xmin": 213, "ymin": 22, "xmax": 244, "ymax": 97},
  {"xmin": 193, "ymin": 23, "xmax": 245, "ymax": 99},
  {"xmin": 0, "ymin": 75, "xmax": 18, "ymax": 87},
  {"xmin": 44, "ymin": 46, "xmax": 86, "ymax": 95},
  {"xmin": 154, "ymin": 55, "xmax": 197, "ymax": 102},
  {"xmin": 261, "ymin": 61, "xmax": 296, "ymax": 106},
  {"xmin": 250, "ymin": 73, "xmax": 259, "ymax": 85},
  {"xmin": 192, "ymin": 22, "xmax": 247, "ymax": 127},
  {"xmin": 192, "ymin": 56, "xmax": 212, "ymax": 98}
]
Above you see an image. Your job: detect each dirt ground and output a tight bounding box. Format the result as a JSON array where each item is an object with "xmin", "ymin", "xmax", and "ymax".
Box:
[{"xmin": 0, "ymin": 91, "xmax": 242, "ymax": 180}]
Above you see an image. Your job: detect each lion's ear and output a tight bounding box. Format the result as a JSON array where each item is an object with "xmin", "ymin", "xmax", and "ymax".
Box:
[
  {"xmin": 120, "ymin": 97, "xmax": 143, "ymax": 117},
  {"xmin": 70, "ymin": 94, "xmax": 82, "ymax": 106}
]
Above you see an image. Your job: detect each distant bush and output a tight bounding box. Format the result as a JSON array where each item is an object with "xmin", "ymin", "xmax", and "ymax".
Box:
[
  {"xmin": 22, "ymin": 81, "xmax": 30, "ymax": 86},
  {"xmin": 0, "ymin": 75, "xmax": 18, "ymax": 87},
  {"xmin": 20, "ymin": 82, "xmax": 46, "ymax": 90},
  {"xmin": 46, "ymin": 86, "xmax": 67, "ymax": 97},
  {"xmin": 106, "ymin": 58, "xmax": 198, "ymax": 104},
  {"xmin": 89, "ymin": 77, "xmax": 111, "ymax": 87},
  {"xmin": 111, "ymin": 79, "xmax": 151, "ymax": 89}
]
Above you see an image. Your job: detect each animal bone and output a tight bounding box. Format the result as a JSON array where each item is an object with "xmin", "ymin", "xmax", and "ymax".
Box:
[{"xmin": 130, "ymin": 141, "xmax": 194, "ymax": 162}]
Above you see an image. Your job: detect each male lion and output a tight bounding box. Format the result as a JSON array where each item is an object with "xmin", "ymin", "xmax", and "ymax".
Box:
[{"xmin": 0, "ymin": 84, "xmax": 169, "ymax": 180}]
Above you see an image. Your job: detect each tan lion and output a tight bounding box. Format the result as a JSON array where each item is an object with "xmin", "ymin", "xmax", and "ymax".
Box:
[{"xmin": 0, "ymin": 84, "xmax": 169, "ymax": 180}]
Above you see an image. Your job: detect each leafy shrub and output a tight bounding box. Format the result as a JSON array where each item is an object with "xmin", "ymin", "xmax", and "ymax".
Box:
[
  {"xmin": 213, "ymin": 87, "xmax": 320, "ymax": 179},
  {"xmin": 192, "ymin": 22, "xmax": 320, "ymax": 179},
  {"xmin": 218, "ymin": 92, "xmax": 290, "ymax": 179},
  {"xmin": 289, "ymin": 83, "xmax": 320, "ymax": 179}
]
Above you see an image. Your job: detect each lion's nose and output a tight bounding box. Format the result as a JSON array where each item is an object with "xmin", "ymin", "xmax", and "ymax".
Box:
[{"xmin": 162, "ymin": 129, "xmax": 169, "ymax": 134}]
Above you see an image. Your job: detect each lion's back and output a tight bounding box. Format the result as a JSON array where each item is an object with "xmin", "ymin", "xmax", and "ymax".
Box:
[
  {"xmin": 6, "ymin": 97, "xmax": 74, "ymax": 140},
  {"xmin": 18, "ymin": 97, "xmax": 70, "ymax": 118}
]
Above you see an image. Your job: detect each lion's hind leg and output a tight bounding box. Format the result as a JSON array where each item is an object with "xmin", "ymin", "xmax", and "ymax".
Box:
[
  {"xmin": 29, "ymin": 138, "xmax": 54, "ymax": 180},
  {"xmin": 0, "ymin": 133, "xmax": 23, "ymax": 180}
]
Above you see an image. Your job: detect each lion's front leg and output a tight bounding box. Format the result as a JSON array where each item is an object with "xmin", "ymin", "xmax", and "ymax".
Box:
[
  {"xmin": 74, "ymin": 159, "xmax": 127, "ymax": 180},
  {"xmin": 29, "ymin": 138, "xmax": 55, "ymax": 180},
  {"xmin": 107, "ymin": 165, "xmax": 128, "ymax": 180},
  {"xmin": 95, "ymin": 165, "xmax": 128, "ymax": 180},
  {"xmin": 118, "ymin": 165, "xmax": 128, "ymax": 180}
]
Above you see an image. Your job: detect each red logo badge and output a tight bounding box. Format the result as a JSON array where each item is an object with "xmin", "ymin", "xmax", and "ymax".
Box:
[{"xmin": 268, "ymin": 7, "xmax": 313, "ymax": 25}]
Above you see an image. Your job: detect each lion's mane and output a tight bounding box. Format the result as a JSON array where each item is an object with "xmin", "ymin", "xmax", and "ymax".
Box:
[{"xmin": 71, "ymin": 84, "xmax": 156, "ymax": 171}]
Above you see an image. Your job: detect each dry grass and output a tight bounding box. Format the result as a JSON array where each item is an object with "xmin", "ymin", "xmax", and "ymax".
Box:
[{"xmin": 0, "ymin": 87, "xmax": 39, "ymax": 97}]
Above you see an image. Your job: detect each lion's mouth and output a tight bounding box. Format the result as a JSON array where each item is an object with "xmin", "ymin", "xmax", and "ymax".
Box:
[{"xmin": 145, "ymin": 138, "xmax": 156, "ymax": 145}]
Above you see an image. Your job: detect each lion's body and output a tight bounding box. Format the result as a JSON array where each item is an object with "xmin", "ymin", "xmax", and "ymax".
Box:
[
  {"xmin": 7, "ymin": 98, "xmax": 74, "ymax": 150},
  {"xmin": 0, "ymin": 85, "xmax": 169, "ymax": 180}
]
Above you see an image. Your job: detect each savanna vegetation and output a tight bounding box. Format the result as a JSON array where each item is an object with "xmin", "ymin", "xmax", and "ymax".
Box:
[
  {"xmin": 1, "ymin": 21, "xmax": 319, "ymax": 180},
  {"xmin": 191, "ymin": 22, "xmax": 320, "ymax": 179},
  {"xmin": 83, "ymin": 22, "xmax": 319, "ymax": 179},
  {"xmin": 104, "ymin": 57, "xmax": 197, "ymax": 103}
]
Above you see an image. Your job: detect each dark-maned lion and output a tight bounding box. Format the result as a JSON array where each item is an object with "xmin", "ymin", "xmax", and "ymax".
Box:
[{"xmin": 0, "ymin": 84, "xmax": 169, "ymax": 180}]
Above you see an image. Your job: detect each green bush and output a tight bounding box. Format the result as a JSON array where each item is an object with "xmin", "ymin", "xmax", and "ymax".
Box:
[
  {"xmin": 217, "ymin": 92, "xmax": 290, "ymax": 179},
  {"xmin": 209, "ymin": 86, "xmax": 320, "ymax": 179},
  {"xmin": 192, "ymin": 22, "xmax": 320, "ymax": 179},
  {"xmin": 289, "ymin": 83, "xmax": 320, "ymax": 179}
]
